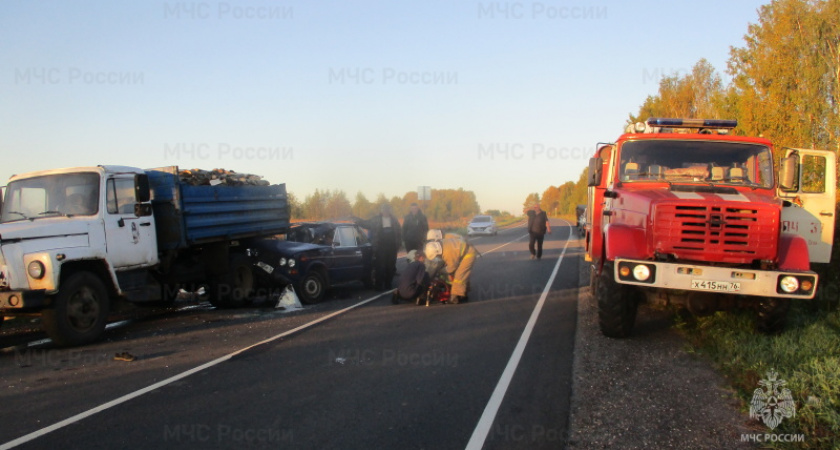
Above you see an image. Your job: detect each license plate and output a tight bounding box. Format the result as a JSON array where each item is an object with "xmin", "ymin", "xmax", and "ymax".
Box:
[{"xmin": 691, "ymin": 279, "xmax": 740, "ymax": 292}]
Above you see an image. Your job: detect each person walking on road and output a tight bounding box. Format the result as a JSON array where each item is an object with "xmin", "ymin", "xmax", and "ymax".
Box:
[
  {"xmin": 354, "ymin": 203, "xmax": 402, "ymax": 290},
  {"xmin": 402, "ymin": 202, "xmax": 429, "ymax": 254},
  {"xmin": 527, "ymin": 203, "xmax": 551, "ymax": 260}
]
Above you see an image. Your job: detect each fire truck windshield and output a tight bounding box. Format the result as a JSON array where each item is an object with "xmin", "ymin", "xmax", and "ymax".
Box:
[{"xmin": 618, "ymin": 140, "xmax": 774, "ymax": 188}]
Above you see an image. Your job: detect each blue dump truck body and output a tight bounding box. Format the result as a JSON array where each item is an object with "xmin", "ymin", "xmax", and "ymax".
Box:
[{"xmin": 146, "ymin": 166, "xmax": 290, "ymax": 251}]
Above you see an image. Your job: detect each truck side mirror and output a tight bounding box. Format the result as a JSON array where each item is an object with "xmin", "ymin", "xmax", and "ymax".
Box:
[
  {"xmin": 587, "ymin": 157, "xmax": 603, "ymax": 186},
  {"xmin": 135, "ymin": 174, "xmax": 151, "ymax": 202},
  {"xmin": 779, "ymin": 155, "xmax": 799, "ymax": 191}
]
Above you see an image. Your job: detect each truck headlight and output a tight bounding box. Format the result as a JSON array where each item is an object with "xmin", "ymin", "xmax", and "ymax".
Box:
[
  {"xmin": 632, "ymin": 264, "xmax": 651, "ymax": 281},
  {"xmin": 288, "ymin": 258, "xmax": 296, "ymax": 268},
  {"xmin": 779, "ymin": 276, "xmax": 799, "ymax": 293},
  {"xmin": 27, "ymin": 261, "xmax": 46, "ymax": 279},
  {"xmin": 279, "ymin": 257, "xmax": 287, "ymax": 266}
]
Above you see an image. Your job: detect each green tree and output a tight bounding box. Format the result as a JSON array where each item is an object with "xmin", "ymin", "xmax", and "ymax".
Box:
[
  {"xmin": 287, "ymin": 191, "xmax": 303, "ymax": 220},
  {"xmin": 523, "ymin": 193, "xmax": 540, "ymax": 213},
  {"xmin": 352, "ymin": 192, "xmax": 375, "ymax": 218},
  {"xmin": 630, "ymin": 59, "xmax": 727, "ymax": 125},
  {"xmin": 728, "ymin": 0, "xmax": 839, "ymax": 151}
]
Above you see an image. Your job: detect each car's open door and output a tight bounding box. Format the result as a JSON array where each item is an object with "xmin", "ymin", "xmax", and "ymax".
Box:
[{"xmin": 779, "ymin": 148, "xmax": 837, "ymax": 263}]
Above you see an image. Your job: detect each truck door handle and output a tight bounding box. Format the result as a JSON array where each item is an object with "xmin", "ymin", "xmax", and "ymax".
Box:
[
  {"xmin": 139, "ymin": 222, "xmax": 152, "ymax": 226},
  {"xmin": 820, "ymin": 211, "xmax": 834, "ymax": 217}
]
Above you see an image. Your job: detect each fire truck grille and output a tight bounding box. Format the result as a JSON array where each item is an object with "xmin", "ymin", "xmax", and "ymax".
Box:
[{"xmin": 655, "ymin": 204, "xmax": 777, "ymax": 264}]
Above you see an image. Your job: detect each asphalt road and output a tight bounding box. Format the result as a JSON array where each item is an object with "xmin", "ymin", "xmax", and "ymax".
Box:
[{"xmin": 0, "ymin": 220, "xmax": 582, "ymax": 450}]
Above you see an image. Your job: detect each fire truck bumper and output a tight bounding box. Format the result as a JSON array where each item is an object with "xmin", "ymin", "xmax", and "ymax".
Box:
[{"xmin": 613, "ymin": 259, "xmax": 817, "ymax": 299}]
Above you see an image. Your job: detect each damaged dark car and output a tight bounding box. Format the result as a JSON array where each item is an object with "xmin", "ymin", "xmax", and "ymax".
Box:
[{"xmin": 250, "ymin": 222, "xmax": 375, "ymax": 304}]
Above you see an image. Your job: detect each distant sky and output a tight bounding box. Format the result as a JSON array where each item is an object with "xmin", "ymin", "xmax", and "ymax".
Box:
[{"xmin": 0, "ymin": 0, "xmax": 768, "ymax": 214}]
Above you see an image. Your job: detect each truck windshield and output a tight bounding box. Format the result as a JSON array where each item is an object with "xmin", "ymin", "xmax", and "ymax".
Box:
[
  {"xmin": 0, "ymin": 173, "xmax": 100, "ymax": 223},
  {"xmin": 618, "ymin": 140, "xmax": 774, "ymax": 188}
]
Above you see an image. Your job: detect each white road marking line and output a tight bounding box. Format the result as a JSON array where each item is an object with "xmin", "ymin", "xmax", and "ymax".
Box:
[
  {"xmin": 483, "ymin": 233, "xmax": 529, "ymax": 254},
  {"xmin": 1, "ymin": 217, "xmax": 544, "ymax": 447},
  {"xmin": 465, "ymin": 220, "xmax": 572, "ymax": 450},
  {"xmin": 0, "ymin": 292, "xmax": 389, "ymax": 450}
]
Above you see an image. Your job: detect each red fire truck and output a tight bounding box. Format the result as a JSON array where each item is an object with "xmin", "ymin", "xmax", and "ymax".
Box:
[{"xmin": 586, "ymin": 118, "xmax": 836, "ymax": 337}]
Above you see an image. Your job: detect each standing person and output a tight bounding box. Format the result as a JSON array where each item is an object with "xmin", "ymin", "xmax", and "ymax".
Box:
[
  {"xmin": 527, "ymin": 203, "xmax": 551, "ymax": 260},
  {"xmin": 354, "ymin": 203, "xmax": 402, "ymax": 290},
  {"xmin": 402, "ymin": 202, "xmax": 429, "ymax": 254}
]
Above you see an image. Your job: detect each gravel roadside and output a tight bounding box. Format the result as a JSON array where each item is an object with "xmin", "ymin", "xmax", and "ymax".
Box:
[{"xmin": 566, "ymin": 256, "xmax": 758, "ymax": 449}]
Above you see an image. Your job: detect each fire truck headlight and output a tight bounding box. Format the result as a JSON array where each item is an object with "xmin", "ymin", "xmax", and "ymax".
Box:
[
  {"xmin": 632, "ymin": 264, "xmax": 651, "ymax": 281},
  {"xmin": 779, "ymin": 276, "xmax": 800, "ymax": 293},
  {"xmin": 27, "ymin": 261, "xmax": 46, "ymax": 279}
]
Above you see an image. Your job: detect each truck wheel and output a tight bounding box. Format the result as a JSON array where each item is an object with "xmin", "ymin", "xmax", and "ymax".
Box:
[
  {"xmin": 42, "ymin": 272, "xmax": 110, "ymax": 347},
  {"xmin": 756, "ymin": 298, "xmax": 790, "ymax": 334},
  {"xmin": 208, "ymin": 255, "xmax": 254, "ymax": 308},
  {"xmin": 595, "ymin": 263, "xmax": 638, "ymax": 338},
  {"xmin": 298, "ymin": 271, "xmax": 325, "ymax": 304}
]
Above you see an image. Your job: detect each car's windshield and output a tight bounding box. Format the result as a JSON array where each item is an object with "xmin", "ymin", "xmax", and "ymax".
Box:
[
  {"xmin": 618, "ymin": 140, "xmax": 774, "ymax": 188},
  {"xmin": 1, "ymin": 172, "xmax": 100, "ymax": 223},
  {"xmin": 472, "ymin": 216, "xmax": 492, "ymax": 223}
]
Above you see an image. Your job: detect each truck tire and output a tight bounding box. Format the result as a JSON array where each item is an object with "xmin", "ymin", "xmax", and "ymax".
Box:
[
  {"xmin": 42, "ymin": 272, "xmax": 110, "ymax": 347},
  {"xmin": 298, "ymin": 271, "xmax": 326, "ymax": 304},
  {"xmin": 208, "ymin": 255, "xmax": 254, "ymax": 308},
  {"xmin": 756, "ymin": 297, "xmax": 790, "ymax": 334},
  {"xmin": 595, "ymin": 263, "xmax": 638, "ymax": 338}
]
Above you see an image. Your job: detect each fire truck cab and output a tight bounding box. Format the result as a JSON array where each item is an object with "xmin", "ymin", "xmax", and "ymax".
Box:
[{"xmin": 586, "ymin": 118, "xmax": 836, "ymax": 337}]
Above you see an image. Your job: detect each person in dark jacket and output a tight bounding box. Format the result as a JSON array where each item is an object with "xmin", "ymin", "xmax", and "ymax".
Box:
[
  {"xmin": 393, "ymin": 250, "xmax": 430, "ymax": 304},
  {"xmin": 527, "ymin": 203, "xmax": 551, "ymax": 260},
  {"xmin": 354, "ymin": 203, "xmax": 402, "ymax": 290},
  {"xmin": 402, "ymin": 202, "xmax": 429, "ymax": 254}
]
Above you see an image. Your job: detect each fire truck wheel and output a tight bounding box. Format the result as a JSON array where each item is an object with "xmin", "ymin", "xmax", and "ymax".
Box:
[
  {"xmin": 756, "ymin": 297, "xmax": 790, "ymax": 334},
  {"xmin": 42, "ymin": 272, "xmax": 110, "ymax": 347},
  {"xmin": 595, "ymin": 263, "xmax": 638, "ymax": 338}
]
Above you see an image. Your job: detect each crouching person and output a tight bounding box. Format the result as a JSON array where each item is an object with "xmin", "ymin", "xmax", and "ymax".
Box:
[
  {"xmin": 392, "ymin": 250, "xmax": 431, "ymax": 304},
  {"xmin": 424, "ymin": 235, "xmax": 476, "ymax": 304}
]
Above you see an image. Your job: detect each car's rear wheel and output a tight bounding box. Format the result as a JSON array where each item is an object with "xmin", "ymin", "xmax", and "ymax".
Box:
[{"xmin": 298, "ymin": 271, "xmax": 326, "ymax": 304}]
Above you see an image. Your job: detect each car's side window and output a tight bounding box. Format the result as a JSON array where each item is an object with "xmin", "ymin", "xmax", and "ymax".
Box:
[
  {"xmin": 335, "ymin": 226, "xmax": 357, "ymax": 248},
  {"xmin": 354, "ymin": 226, "xmax": 369, "ymax": 245}
]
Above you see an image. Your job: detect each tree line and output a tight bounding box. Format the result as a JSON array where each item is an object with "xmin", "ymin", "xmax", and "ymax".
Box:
[
  {"xmin": 289, "ymin": 188, "xmax": 482, "ymax": 222},
  {"xmin": 530, "ymin": 0, "xmax": 840, "ymax": 215}
]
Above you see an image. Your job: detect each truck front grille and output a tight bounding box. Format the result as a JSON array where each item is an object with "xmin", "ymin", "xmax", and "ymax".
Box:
[{"xmin": 654, "ymin": 204, "xmax": 778, "ymax": 264}]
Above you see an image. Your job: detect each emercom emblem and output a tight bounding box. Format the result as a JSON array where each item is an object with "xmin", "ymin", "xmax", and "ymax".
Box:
[{"xmin": 749, "ymin": 369, "xmax": 796, "ymax": 430}]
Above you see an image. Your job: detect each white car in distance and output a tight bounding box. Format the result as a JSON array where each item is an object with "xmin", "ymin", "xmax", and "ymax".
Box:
[{"xmin": 467, "ymin": 215, "xmax": 497, "ymax": 236}]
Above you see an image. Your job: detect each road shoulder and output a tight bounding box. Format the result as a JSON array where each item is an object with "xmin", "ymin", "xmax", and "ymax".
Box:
[{"xmin": 567, "ymin": 255, "xmax": 757, "ymax": 449}]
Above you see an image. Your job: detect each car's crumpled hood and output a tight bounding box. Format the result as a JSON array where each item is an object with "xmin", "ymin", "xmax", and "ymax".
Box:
[{"xmin": 257, "ymin": 240, "xmax": 325, "ymax": 256}]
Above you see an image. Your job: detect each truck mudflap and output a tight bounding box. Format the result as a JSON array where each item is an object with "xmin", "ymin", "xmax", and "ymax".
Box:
[
  {"xmin": 613, "ymin": 258, "xmax": 818, "ymax": 299},
  {"xmin": 0, "ymin": 289, "xmax": 48, "ymax": 309}
]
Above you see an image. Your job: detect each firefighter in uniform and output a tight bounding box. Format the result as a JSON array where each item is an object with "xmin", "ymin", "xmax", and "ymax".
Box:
[{"xmin": 424, "ymin": 234, "xmax": 476, "ymax": 304}]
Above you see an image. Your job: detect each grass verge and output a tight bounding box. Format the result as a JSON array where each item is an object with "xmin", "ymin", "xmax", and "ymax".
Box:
[{"xmin": 676, "ymin": 303, "xmax": 840, "ymax": 448}]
